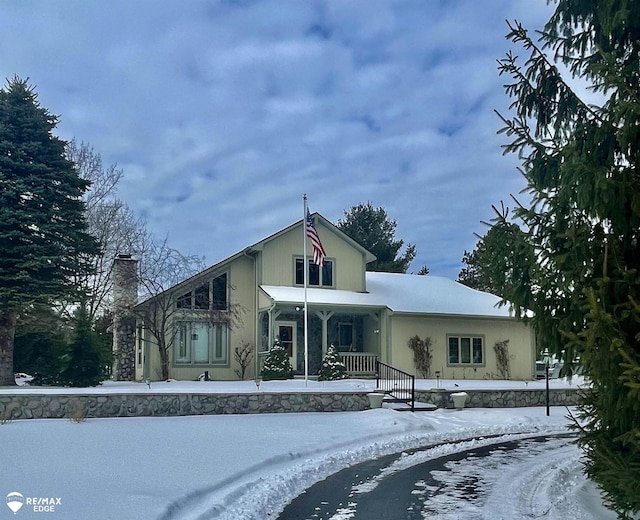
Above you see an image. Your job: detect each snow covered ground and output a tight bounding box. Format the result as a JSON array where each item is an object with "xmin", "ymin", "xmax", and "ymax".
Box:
[{"xmin": 1, "ymin": 378, "xmax": 614, "ymax": 519}]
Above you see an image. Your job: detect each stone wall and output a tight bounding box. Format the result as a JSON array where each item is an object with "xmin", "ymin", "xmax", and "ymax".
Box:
[
  {"xmin": 0, "ymin": 392, "xmax": 371, "ymax": 420},
  {"xmin": 0, "ymin": 388, "xmax": 583, "ymax": 421},
  {"xmin": 416, "ymin": 388, "xmax": 582, "ymax": 409}
]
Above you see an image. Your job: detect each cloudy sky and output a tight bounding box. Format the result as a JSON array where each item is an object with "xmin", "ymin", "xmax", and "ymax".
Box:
[{"xmin": 0, "ymin": 1, "xmax": 555, "ymax": 279}]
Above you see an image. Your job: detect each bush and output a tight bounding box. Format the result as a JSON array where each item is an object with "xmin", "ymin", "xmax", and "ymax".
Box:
[
  {"xmin": 318, "ymin": 345, "xmax": 347, "ymax": 381},
  {"xmin": 261, "ymin": 340, "xmax": 293, "ymax": 381}
]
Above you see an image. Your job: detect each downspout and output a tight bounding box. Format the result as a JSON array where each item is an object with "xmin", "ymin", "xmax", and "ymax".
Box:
[{"xmin": 242, "ymin": 248, "xmax": 259, "ymax": 379}]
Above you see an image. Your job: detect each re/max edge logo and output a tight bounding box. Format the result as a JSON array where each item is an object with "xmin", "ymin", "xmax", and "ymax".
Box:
[{"xmin": 6, "ymin": 492, "xmax": 62, "ymax": 514}]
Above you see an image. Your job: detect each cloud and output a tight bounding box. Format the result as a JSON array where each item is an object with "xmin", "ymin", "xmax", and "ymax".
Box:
[{"xmin": 0, "ymin": 0, "xmax": 555, "ymax": 278}]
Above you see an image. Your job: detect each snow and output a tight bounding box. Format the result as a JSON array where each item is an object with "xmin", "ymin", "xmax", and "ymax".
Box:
[
  {"xmin": 261, "ymin": 272, "xmax": 514, "ymax": 317},
  {"xmin": 0, "ymin": 378, "xmax": 613, "ymax": 519}
]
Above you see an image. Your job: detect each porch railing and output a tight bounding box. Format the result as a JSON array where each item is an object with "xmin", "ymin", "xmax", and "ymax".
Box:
[
  {"xmin": 376, "ymin": 360, "xmax": 415, "ymax": 412},
  {"xmin": 339, "ymin": 353, "xmax": 379, "ymax": 376}
]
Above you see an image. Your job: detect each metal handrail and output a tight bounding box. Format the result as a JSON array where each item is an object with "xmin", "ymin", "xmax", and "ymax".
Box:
[{"xmin": 376, "ymin": 360, "xmax": 415, "ymax": 412}]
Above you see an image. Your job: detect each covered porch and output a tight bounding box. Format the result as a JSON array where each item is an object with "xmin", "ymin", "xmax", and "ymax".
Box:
[{"xmin": 257, "ymin": 285, "xmax": 386, "ymax": 377}]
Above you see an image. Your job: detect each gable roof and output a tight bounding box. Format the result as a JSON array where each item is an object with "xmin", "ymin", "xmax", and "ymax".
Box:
[
  {"xmin": 134, "ymin": 212, "xmax": 376, "ymax": 307},
  {"xmin": 261, "ymin": 272, "xmax": 514, "ymax": 318},
  {"xmin": 245, "ymin": 212, "xmax": 376, "ymax": 264}
]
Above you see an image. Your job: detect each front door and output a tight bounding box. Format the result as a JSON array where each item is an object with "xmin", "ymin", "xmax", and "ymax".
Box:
[{"xmin": 277, "ymin": 321, "xmax": 297, "ymax": 372}]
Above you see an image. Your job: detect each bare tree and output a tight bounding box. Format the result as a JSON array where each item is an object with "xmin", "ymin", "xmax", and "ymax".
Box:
[
  {"xmin": 65, "ymin": 140, "xmax": 149, "ymax": 322},
  {"xmin": 133, "ymin": 239, "xmax": 244, "ymax": 380}
]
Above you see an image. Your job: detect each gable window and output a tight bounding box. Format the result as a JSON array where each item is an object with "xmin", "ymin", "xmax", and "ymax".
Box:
[
  {"xmin": 175, "ymin": 321, "xmax": 228, "ymax": 365},
  {"xmin": 175, "ymin": 273, "xmax": 228, "ymax": 310},
  {"xmin": 212, "ymin": 272, "xmax": 227, "ymax": 310},
  {"xmin": 295, "ymin": 258, "xmax": 333, "ymax": 287},
  {"xmin": 448, "ymin": 335, "xmax": 484, "ymax": 366},
  {"xmin": 194, "ymin": 284, "xmax": 209, "ymax": 309}
]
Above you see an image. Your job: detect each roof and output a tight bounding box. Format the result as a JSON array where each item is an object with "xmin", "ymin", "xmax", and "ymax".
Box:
[{"xmin": 261, "ymin": 272, "xmax": 514, "ymax": 318}]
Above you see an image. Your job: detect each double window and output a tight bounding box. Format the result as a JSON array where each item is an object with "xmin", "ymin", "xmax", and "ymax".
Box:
[
  {"xmin": 295, "ymin": 258, "xmax": 333, "ymax": 287},
  {"xmin": 448, "ymin": 335, "xmax": 484, "ymax": 365},
  {"xmin": 175, "ymin": 322, "xmax": 228, "ymax": 365},
  {"xmin": 176, "ymin": 273, "xmax": 228, "ymax": 310}
]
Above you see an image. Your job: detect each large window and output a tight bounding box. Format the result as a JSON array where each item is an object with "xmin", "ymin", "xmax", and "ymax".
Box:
[
  {"xmin": 175, "ymin": 322, "xmax": 229, "ymax": 365},
  {"xmin": 295, "ymin": 258, "xmax": 333, "ymax": 287},
  {"xmin": 448, "ymin": 335, "xmax": 484, "ymax": 366},
  {"xmin": 176, "ymin": 273, "xmax": 228, "ymax": 310}
]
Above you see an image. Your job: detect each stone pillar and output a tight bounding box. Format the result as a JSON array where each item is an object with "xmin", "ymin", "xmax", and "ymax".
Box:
[{"xmin": 112, "ymin": 254, "xmax": 138, "ymax": 381}]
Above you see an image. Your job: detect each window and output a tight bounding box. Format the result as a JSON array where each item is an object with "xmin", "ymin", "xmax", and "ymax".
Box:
[
  {"xmin": 176, "ymin": 292, "xmax": 192, "ymax": 309},
  {"xmin": 338, "ymin": 323, "xmax": 353, "ymax": 351},
  {"xmin": 194, "ymin": 284, "xmax": 209, "ymax": 309},
  {"xmin": 295, "ymin": 258, "xmax": 333, "ymax": 287},
  {"xmin": 136, "ymin": 326, "xmax": 144, "ymax": 366},
  {"xmin": 212, "ymin": 273, "xmax": 227, "ymax": 310},
  {"xmin": 175, "ymin": 322, "xmax": 229, "ymax": 365},
  {"xmin": 175, "ymin": 273, "xmax": 228, "ymax": 310},
  {"xmin": 448, "ymin": 335, "xmax": 484, "ymax": 366}
]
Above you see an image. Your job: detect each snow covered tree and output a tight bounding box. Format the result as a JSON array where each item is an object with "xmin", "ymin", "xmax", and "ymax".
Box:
[
  {"xmin": 318, "ymin": 344, "xmax": 347, "ymax": 381},
  {"xmin": 0, "ymin": 77, "xmax": 99, "ymax": 385},
  {"xmin": 490, "ymin": 3, "xmax": 640, "ymax": 515},
  {"xmin": 261, "ymin": 339, "xmax": 293, "ymax": 381}
]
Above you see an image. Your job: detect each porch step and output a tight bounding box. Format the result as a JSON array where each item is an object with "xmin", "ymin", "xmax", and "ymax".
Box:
[{"xmin": 382, "ymin": 400, "xmax": 438, "ymax": 412}]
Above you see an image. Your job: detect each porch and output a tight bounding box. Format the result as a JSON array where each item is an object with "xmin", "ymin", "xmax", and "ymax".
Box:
[{"xmin": 339, "ymin": 352, "xmax": 378, "ymax": 377}]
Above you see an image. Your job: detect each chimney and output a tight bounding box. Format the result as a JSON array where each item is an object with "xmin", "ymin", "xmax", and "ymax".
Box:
[{"xmin": 112, "ymin": 254, "xmax": 139, "ymax": 381}]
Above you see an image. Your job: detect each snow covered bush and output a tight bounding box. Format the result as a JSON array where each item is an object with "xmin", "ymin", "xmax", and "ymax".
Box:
[
  {"xmin": 261, "ymin": 339, "xmax": 293, "ymax": 381},
  {"xmin": 318, "ymin": 345, "xmax": 347, "ymax": 381}
]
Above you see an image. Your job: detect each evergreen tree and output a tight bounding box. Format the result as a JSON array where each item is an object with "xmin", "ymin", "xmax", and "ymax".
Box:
[
  {"xmin": 261, "ymin": 339, "xmax": 293, "ymax": 381},
  {"xmin": 458, "ymin": 210, "xmax": 535, "ymax": 302},
  {"xmin": 0, "ymin": 77, "xmax": 98, "ymax": 385},
  {"xmin": 62, "ymin": 303, "xmax": 105, "ymax": 387},
  {"xmin": 337, "ymin": 202, "xmax": 416, "ymax": 273},
  {"xmin": 13, "ymin": 305, "xmax": 69, "ymax": 385},
  {"xmin": 489, "ymin": 3, "xmax": 640, "ymax": 515},
  {"xmin": 318, "ymin": 345, "xmax": 347, "ymax": 381}
]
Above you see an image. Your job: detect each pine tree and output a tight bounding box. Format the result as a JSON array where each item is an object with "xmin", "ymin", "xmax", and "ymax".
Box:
[
  {"xmin": 318, "ymin": 345, "xmax": 347, "ymax": 381},
  {"xmin": 0, "ymin": 77, "xmax": 98, "ymax": 385},
  {"xmin": 488, "ymin": 3, "xmax": 640, "ymax": 515},
  {"xmin": 337, "ymin": 202, "xmax": 416, "ymax": 273},
  {"xmin": 62, "ymin": 303, "xmax": 105, "ymax": 387},
  {"xmin": 261, "ymin": 340, "xmax": 293, "ymax": 381}
]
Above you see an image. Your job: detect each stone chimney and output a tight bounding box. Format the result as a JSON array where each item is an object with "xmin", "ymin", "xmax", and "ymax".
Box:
[{"xmin": 112, "ymin": 254, "xmax": 138, "ymax": 381}]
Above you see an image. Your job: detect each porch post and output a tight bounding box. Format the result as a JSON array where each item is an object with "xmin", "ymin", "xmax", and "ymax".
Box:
[{"xmin": 315, "ymin": 311, "xmax": 333, "ymax": 356}]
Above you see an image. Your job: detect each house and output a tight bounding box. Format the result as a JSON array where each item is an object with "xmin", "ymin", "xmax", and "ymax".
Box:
[{"xmin": 132, "ymin": 213, "xmax": 536, "ymax": 382}]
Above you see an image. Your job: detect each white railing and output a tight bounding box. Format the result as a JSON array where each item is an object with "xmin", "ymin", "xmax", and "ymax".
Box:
[{"xmin": 339, "ymin": 353, "xmax": 378, "ymax": 375}]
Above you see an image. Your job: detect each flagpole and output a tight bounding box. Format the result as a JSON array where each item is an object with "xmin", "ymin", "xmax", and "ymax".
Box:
[{"xmin": 303, "ymin": 194, "xmax": 309, "ymax": 386}]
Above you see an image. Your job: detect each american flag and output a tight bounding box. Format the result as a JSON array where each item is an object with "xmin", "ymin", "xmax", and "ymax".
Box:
[{"xmin": 306, "ymin": 210, "xmax": 327, "ymax": 265}]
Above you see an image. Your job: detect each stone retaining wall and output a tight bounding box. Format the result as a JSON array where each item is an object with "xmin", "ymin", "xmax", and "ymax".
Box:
[
  {"xmin": 0, "ymin": 392, "xmax": 371, "ymax": 420},
  {"xmin": 0, "ymin": 388, "xmax": 583, "ymax": 420},
  {"xmin": 416, "ymin": 388, "xmax": 582, "ymax": 409}
]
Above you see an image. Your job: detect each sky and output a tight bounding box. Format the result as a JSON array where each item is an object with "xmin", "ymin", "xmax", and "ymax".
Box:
[{"xmin": 0, "ymin": 1, "xmax": 556, "ymax": 279}]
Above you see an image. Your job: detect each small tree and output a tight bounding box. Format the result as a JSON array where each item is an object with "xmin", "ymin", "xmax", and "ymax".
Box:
[
  {"xmin": 407, "ymin": 335, "xmax": 432, "ymax": 378},
  {"xmin": 318, "ymin": 345, "xmax": 347, "ymax": 381},
  {"xmin": 234, "ymin": 342, "xmax": 254, "ymax": 380},
  {"xmin": 261, "ymin": 340, "xmax": 293, "ymax": 381},
  {"xmin": 62, "ymin": 303, "xmax": 107, "ymax": 387},
  {"xmin": 494, "ymin": 339, "xmax": 511, "ymax": 380}
]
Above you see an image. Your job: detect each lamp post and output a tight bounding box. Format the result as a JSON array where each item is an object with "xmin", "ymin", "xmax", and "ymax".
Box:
[{"xmin": 543, "ymin": 348, "xmax": 550, "ymax": 416}]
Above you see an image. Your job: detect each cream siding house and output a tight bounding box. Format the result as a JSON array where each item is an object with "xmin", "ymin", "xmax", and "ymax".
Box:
[{"xmin": 134, "ymin": 213, "xmax": 535, "ymax": 381}]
